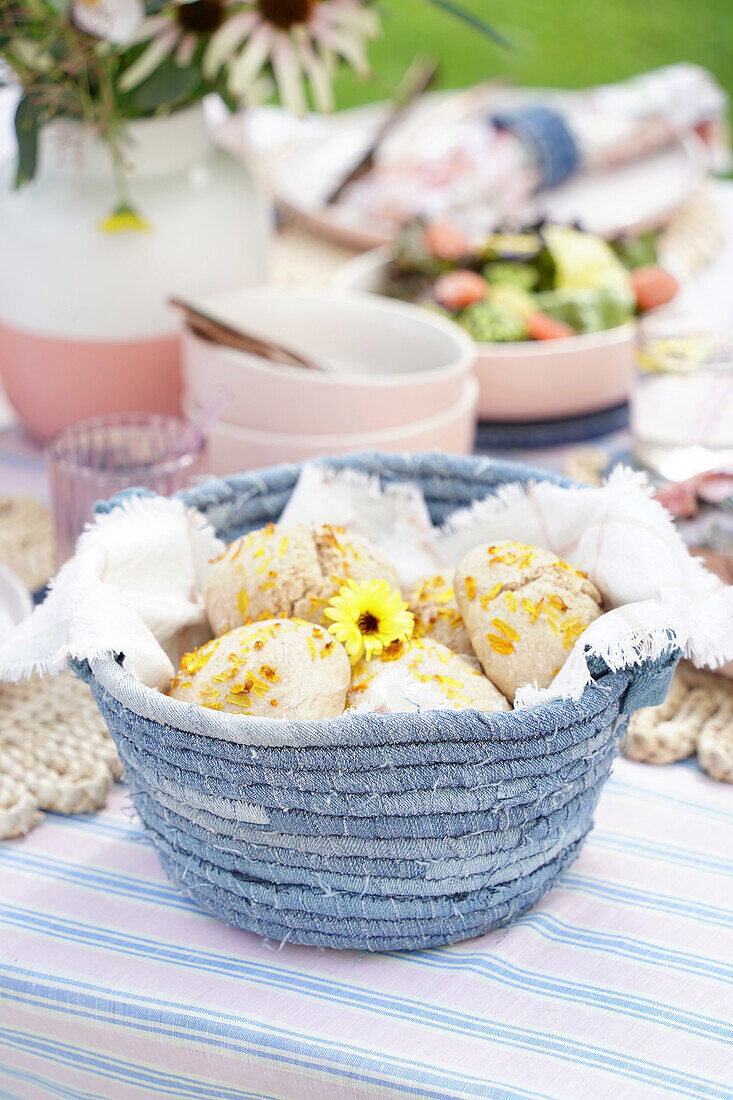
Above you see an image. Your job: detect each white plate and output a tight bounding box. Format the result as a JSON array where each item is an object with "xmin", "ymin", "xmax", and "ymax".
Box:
[
  {"xmin": 0, "ymin": 562, "xmax": 33, "ymax": 633},
  {"xmin": 271, "ymin": 91, "xmax": 706, "ymax": 250}
]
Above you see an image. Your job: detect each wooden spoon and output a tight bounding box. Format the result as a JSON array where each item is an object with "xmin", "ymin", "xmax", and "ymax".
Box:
[{"xmin": 170, "ymin": 297, "xmax": 327, "ymax": 372}]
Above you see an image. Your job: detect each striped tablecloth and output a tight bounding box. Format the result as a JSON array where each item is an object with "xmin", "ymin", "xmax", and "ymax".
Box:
[{"xmin": 1, "ymin": 756, "xmax": 731, "ymax": 1100}]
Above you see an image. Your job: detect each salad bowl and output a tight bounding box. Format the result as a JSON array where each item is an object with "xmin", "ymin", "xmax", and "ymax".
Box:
[
  {"xmin": 333, "ymin": 247, "xmax": 639, "ymax": 421},
  {"xmin": 334, "ymin": 223, "xmax": 678, "ymax": 423}
]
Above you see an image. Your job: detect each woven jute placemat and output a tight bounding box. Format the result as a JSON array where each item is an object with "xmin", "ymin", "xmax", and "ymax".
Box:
[
  {"xmin": 0, "ymin": 497, "xmax": 123, "ymax": 839},
  {"xmin": 626, "ymin": 661, "xmax": 733, "ymax": 781},
  {"xmin": 0, "ymin": 495, "xmax": 55, "ymax": 593},
  {"xmin": 0, "ymin": 671, "xmax": 124, "ymax": 837}
]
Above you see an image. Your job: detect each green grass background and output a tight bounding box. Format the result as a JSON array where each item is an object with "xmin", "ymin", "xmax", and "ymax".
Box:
[{"xmin": 333, "ymin": 0, "xmax": 733, "ymax": 111}]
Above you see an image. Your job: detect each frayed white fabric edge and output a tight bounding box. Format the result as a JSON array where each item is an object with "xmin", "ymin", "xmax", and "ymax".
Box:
[{"xmin": 0, "ymin": 496, "xmax": 223, "ymax": 690}]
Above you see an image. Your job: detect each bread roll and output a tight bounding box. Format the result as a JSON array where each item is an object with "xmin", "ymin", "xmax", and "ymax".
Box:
[
  {"xmin": 455, "ymin": 540, "xmax": 603, "ymax": 700},
  {"xmin": 169, "ymin": 618, "xmax": 350, "ymax": 720}
]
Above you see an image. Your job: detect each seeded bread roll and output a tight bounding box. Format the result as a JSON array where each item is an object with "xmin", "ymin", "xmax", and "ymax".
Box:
[
  {"xmin": 204, "ymin": 523, "xmax": 400, "ymax": 636},
  {"xmin": 455, "ymin": 540, "xmax": 604, "ymax": 701},
  {"xmin": 169, "ymin": 619, "xmax": 350, "ymax": 720},
  {"xmin": 347, "ymin": 637, "xmax": 510, "ymax": 714},
  {"xmin": 406, "ymin": 572, "xmax": 474, "ymax": 656}
]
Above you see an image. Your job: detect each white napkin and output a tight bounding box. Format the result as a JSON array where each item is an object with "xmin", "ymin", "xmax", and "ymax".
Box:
[
  {"xmin": 0, "ymin": 496, "xmax": 223, "ymax": 690},
  {"xmin": 279, "ymin": 463, "xmax": 441, "ymax": 584}
]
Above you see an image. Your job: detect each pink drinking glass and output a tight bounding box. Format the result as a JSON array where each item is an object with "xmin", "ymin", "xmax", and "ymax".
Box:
[{"xmin": 46, "ymin": 412, "xmax": 208, "ymax": 564}]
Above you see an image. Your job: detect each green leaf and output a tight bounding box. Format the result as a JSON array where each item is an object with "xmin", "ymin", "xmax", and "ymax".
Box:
[
  {"xmin": 214, "ymin": 70, "xmax": 237, "ymax": 114},
  {"xmin": 14, "ymin": 96, "xmax": 39, "ymax": 188},
  {"xmin": 119, "ymin": 58, "xmax": 203, "ymax": 114},
  {"xmin": 423, "ymin": 0, "xmax": 513, "ymax": 49}
]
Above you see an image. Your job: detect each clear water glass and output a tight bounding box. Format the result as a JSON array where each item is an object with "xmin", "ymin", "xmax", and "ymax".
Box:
[
  {"xmin": 631, "ymin": 322, "xmax": 733, "ymax": 482},
  {"xmin": 46, "ymin": 412, "xmax": 208, "ymax": 564}
]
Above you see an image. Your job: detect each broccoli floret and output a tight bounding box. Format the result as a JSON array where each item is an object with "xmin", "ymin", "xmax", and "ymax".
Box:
[
  {"xmin": 483, "ymin": 261, "xmax": 538, "ymax": 290},
  {"xmin": 458, "ymin": 302, "xmax": 527, "ymax": 342}
]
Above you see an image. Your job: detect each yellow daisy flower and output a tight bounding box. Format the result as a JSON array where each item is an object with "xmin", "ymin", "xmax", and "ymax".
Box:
[{"xmin": 324, "ymin": 579, "xmax": 414, "ymax": 665}]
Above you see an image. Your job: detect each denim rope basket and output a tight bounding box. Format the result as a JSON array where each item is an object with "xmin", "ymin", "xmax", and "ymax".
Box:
[{"xmin": 83, "ymin": 452, "xmax": 679, "ymax": 951}]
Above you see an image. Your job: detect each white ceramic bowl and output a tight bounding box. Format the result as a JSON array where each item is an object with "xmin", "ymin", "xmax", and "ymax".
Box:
[
  {"xmin": 184, "ymin": 375, "xmax": 478, "ymax": 475},
  {"xmin": 333, "ymin": 248, "xmax": 639, "ymax": 422},
  {"xmin": 182, "ymin": 287, "xmax": 476, "ymax": 435}
]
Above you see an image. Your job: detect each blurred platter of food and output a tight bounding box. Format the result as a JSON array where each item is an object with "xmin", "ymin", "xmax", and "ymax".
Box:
[
  {"xmin": 260, "ymin": 67, "xmax": 726, "ymax": 249},
  {"xmin": 271, "ymin": 100, "xmax": 704, "ymax": 250}
]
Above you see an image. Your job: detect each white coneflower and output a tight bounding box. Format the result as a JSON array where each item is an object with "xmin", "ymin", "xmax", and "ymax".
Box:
[
  {"xmin": 118, "ymin": 0, "xmax": 238, "ymax": 91},
  {"xmin": 206, "ymin": 0, "xmax": 381, "ymax": 115},
  {"xmin": 72, "ymin": 0, "xmax": 145, "ymax": 44}
]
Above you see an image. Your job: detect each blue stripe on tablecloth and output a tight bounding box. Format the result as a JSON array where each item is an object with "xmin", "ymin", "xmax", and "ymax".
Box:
[
  {"xmin": 44, "ymin": 810, "xmax": 149, "ymax": 844},
  {"xmin": 3, "ymin": 967, "xmax": 730, "ymax": 1100},
  {"xmin": 590, "ymin": 832, "xmax": 733, "ymax": 876},
  {"xmin": 0, "ymin": 1062, "xmax": 115, "ymax": 1100},
  {"xmin": 1, "ymin": 904, "xmax": 729, "ymax": 1049},
  {"xmin": 0, "ymin": 931, "xmax": 730, "ymax": 1097},
  {"xmin": 605, "ymin": 778, "xmax": 733, "ymax": 824},
  {"xmin": 0, "ymin": 1029, "xmax": 289, "ymax": 1100},
  {"xmin": 561, "ymin": 874, "xmax": 733, "ymax": 929},
  {"xmin": 0, "ymin": 849, "xmax": 193, "ymax": 912},
  {"xmin": 501, "ymin": 912, "xmax": 733, "ymax": 985},
  {"xmin": 0, "ymin": 1056, "xmax": 275, "ymax": 1100},
  {"xmin": 0, "ymin": 977, "xmax": 550, "ymax": 1100},
  {"xmin": 390, "ymin": 949, "xmax": 733, "ymax": 1043},
  {"xmin": 5, "ymin": 845, "xmax": 731, "ymax": 932}
]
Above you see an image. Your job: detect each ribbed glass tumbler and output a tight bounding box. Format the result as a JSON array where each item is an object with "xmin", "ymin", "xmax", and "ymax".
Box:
[{"xmin": 46, "ymin": 412, "xmax": 207, "ymax": 564}]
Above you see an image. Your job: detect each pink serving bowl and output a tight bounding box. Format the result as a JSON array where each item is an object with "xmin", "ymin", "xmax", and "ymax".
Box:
[
  {"xmin": 333, "ymin": 248, "xmax": 641, "ymax": 422},
  {"xmin": 181, "ymin": 288, "xmax": 476, "ymax": 435},
  {"xmin": 183, "ymin": 375, "xmax": 478, "ymax": 475}
]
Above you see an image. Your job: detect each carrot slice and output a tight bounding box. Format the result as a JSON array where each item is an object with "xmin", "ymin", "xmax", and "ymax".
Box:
[
  {"xmin": 434, "ymin": 270, "xmax": 487, "ymax": 311},
  {"xmin": 526, "ymin": 311, "xmax": 575, "ymax": 340},
  {"xmin": 630, "ymin": 265, "xmax": 679, "ymax": 313}
]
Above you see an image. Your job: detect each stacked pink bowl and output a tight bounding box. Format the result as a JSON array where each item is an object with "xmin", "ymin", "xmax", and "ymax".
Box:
[{"xmin": 181, "ymin": 288, "xmax": 478, "ymax": 475}]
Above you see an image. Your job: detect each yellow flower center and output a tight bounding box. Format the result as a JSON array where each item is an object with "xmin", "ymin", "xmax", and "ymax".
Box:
[
  {"xmin": 258, "ymin": 0, "xmax": 315, "ymax": 29},
  {"xmin": 357, "ymin": 611, "xmax": 379, "ymax": 636}
]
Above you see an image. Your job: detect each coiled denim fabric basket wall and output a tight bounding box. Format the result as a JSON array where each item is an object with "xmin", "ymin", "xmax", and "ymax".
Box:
[{"xmin": 83, "ymin": 452, "xmax": 678, "ymax": 952}]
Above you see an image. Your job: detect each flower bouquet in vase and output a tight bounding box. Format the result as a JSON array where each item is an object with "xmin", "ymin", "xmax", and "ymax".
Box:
[{"xmin": 0, "ymin": 0, "xmax": 382, "ymax": 440}]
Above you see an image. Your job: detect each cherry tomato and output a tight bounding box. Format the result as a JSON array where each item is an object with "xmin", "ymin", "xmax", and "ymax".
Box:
[
  {"xmin": 630, "ymin": 265, "xmax": 679, "ymax": 312},
  {"xmin": 424, "ymin": 221, "xmax": 473, "ymax": 261},
  {"xmin": 433, "ymin": 270, "xmax": 487, "ymax": 311}
]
